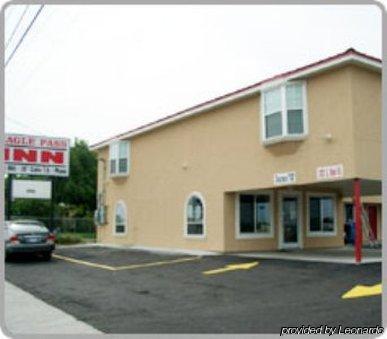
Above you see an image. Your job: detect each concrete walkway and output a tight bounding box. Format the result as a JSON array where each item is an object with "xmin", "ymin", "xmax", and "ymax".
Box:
[
  {"xmin": 235, "ymin": 247, "xmax": 382, "ymax": 264},
  {"xmin": 4, "ymin": 281, "xmax": 101, "ymax": 335}
]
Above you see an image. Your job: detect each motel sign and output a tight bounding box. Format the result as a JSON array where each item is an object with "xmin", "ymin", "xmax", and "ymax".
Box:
[{"xmin": 4, "ymin": 134, "xmax": 70, "ymax": 177}]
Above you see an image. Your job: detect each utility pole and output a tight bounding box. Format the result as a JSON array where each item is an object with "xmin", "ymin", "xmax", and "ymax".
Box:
[
  {"xmin": 49, "ymin": 177, "xmax": 55, "ymax": 231},
  {"xmin": 6, "ymin": 174, "xmax": 13, "ymax": 220}
]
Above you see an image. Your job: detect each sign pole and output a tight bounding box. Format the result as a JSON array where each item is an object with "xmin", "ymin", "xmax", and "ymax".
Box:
[
  {"xmin": 6, "ymin": 174, "xmax": 13, "ymax": 220},
  {"xmin": 49, "ymin": 177, "xmax": 55, "ymax": 231}
]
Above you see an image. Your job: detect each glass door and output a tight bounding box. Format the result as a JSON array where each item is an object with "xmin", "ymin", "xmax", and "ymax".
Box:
[{"xmin": 280, "ymin": 194, "xmax": 301, "ymax": 249}]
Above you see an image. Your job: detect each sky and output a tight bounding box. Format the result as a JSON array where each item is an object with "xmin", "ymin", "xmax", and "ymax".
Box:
[{"xmin": 4, "ymin": 4, "xmax": 382, "ymax": 146}]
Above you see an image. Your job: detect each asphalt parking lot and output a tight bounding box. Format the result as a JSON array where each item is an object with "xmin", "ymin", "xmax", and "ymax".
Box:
[{"xmin": 5, "ymin": 246, "xmax": 381, "ymax": 334}]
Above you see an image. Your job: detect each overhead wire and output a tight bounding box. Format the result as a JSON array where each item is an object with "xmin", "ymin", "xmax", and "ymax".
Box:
[
  {"xmin": 5, "ymin": 115, "xmax": 45, "ymax": 135},
  {"xmin": 5, "ymin": 5, "xmax": 30, "ymax": 50},
  {"xmin": 5, "ymin": 5, "xmax": 45, "ymax": 67},
  {"xmin": 4, "ymin": 5, "xmax": 48, "ymax": 136}
]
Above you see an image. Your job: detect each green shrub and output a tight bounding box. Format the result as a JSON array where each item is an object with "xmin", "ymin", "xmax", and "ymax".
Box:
[{"xmin": 56, "ymin": 233, "xmax": 84, "ymax": 245}]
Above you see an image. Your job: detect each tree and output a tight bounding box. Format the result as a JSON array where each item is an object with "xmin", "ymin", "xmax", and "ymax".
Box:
[{"xmin": 55, "ymin": 139, "xmax": 97, "ymax": 217}]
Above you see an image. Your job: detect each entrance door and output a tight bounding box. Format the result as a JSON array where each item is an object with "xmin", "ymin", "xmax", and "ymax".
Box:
[
  {"xmin": 279, "ymin": 193, "xmax": 302, "ymax": 249},
  {"xmin": 367, "ymin": 205, "xmax": 377, "ymax": 241}
]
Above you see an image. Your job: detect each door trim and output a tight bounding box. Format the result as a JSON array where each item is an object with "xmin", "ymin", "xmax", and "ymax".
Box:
[
  {"xmin": 278, "ymin": 191, "xmax": 303, "ymax": 250},
  {"xmin": 366, "ymin": 204, "xmax": 378, "ymax": 240}
]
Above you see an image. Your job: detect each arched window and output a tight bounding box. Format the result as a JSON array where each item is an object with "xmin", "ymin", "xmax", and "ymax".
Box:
[
  {"xmin": 114, "ymin": 201, "xmax": 127, "ymax": 235},
  {"xmin": 185, "ymin": 193, "xmax": 205, "ymax": 237}
]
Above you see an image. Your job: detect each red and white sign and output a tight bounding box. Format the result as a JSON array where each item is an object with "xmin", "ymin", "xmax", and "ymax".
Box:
[
  {"xmin": 316, "ymin": 164, "xmax": 344, "ymax": 181},
  {"xmin": 5, "ymin": 134, "xmax": 70, "ymax": 177}
]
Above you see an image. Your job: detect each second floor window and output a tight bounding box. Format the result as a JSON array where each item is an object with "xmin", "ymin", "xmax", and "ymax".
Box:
[
  {"xmin": 109, "ymin": 141, "xmax": 130, "ymax": 176},
  {"xmin": 262, "ymin": 82, "xmax": 306, "ymax": 143}
]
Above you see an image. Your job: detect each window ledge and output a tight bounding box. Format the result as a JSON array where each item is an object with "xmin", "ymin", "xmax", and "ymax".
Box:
[
  {"xmin": 113, "ymin": 232, "xmax": 127, "ymax": 237},
  {"xmin": 307, "ymin": 232, "xmax": 337, "ymax": 238},
  {"xmin": 184, "ymin": 234, "xmax": 206, "ymax": 240},
  {"xmin": 110, "ymin": 173, "xmax": 129, "ymax": 178},
  {"xmin": 263, "ymin": 134, "xmax": 307, "ymax": 146},
  {"xmin": 236, "ymin": 233, "xmax": 274, "ymax": 240}
]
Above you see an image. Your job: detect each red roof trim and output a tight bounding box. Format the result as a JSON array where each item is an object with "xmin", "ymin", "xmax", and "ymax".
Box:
[{"xmin": 91, "ymin": 48, "xmax": 381, "ymax": 149}]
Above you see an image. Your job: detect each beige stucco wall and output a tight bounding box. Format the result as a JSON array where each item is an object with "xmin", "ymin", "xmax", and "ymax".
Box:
[
  {"xmin": 351, "ymin": 66, "xmax": 382, "ymax": 180},
  {"xmin": 96, "ymin": 64, "xmax": 381, "ymax": 252}
]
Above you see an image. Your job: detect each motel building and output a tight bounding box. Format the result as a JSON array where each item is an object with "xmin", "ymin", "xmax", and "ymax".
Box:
[{"xmin": 91, "ymin": 49, "xmax": 381, "ymax": 259}]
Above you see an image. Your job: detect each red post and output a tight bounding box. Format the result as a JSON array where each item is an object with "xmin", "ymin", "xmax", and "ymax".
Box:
[{"xmin": 354, "ymin": 178, "xmax": 362, "ymax": 264}]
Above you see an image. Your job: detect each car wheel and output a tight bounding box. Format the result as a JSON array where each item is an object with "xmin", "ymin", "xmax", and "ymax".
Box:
[{"xmin": 42, "ymin": 251, "xmax": 52, "ymax": 261}]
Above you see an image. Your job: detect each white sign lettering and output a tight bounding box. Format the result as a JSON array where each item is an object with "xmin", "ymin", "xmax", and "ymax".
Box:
[
  {"xmin": 12, "ymin": 180, "xmax": 52, "ymax": 200},
  {"xmin": 274, "ymin": 171, "xmax": 296, "ymax": 185},
  {"xmin": 316, "ymin": 164, "xmax": 344, "ymax": 180}
]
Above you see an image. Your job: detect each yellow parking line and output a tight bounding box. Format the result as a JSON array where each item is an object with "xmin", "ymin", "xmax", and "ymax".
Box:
[
  {"xmin": 53, "ymin": 254, "xmax": 116, "ymax": 271},
  {"xmin": 114, "ymin": 256, "xmax": 201, "ymax": 271},
  {"xmin": 53, "ymin": 253, "xmax": 201, "ymax": 271}
]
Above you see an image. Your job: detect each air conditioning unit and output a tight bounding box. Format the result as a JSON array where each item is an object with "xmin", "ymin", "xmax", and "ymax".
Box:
[{"xmin": 94, "ymin": 206, "xmax": 107, "ymax": 226}]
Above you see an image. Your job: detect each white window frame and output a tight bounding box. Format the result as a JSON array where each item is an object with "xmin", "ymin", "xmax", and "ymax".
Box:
[
  {"xmin": 113, "ymin": 200, "xmax": 128, "ymax": 236},
  {"xmin": 306, "ymin": 192, "xmax": 337, "ymax": 237},
  {"xmin": 109, "ymin": 140, "xmax": 130, "ymax": 177},
  {"xmin": 235, "ymin": 191, "xmax": 274, "ymax": 239},
  {"xmin": 184, "ymin": 191, "xmax": 206, "ymax": 239},
  {"xmin": 261, "ymin": 81, "xmax": 308, "ymax": 145}
]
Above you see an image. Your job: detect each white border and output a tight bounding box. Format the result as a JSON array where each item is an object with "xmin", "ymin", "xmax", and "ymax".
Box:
[
  {"xmin": 277, "ymin": 191, "xmax": 303, "ymax": 249},
  {"xmin": 260, "ymin": 81, "xmax": 308, "ymax": 145},
  {"xmin": 113, "ymin": 199, "xmax": 128, "ymax": 236},
  {"xmin": 235, "ymin": 191, "xmax": 275, "ymax": 239},
  {"xmin": 183, "ymin": 191, "xmax": 206, "ymax": 239},
  {"xmin": 306, "ymin": 192, "xmax": 337, "ymax": 237}
]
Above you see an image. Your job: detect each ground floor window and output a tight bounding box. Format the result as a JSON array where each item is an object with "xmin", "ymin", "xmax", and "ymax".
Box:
[
  {"xmin": 238, "ymin": 192, "xmax": 273, "ymax": 237},
  {"xmin": 185, "ymin": 192, "xmax": 205, "ymax": 237},
  {"xmin": 114, "ymin": 201, "xmax": 127, "ymax": 235},
  {"xmin": 308, "ymin": 194, "xmax": 336, "ymax": 235}
]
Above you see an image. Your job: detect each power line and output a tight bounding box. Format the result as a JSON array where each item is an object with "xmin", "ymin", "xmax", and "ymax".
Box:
[
  {"xmin": 5, "ymin": 4, "xmax": 44, "ymax": 68},
  {"xmin": 5, "ymin": 5, "xmax": 30, "ymax": 50},
  {"xmin": 5, "ymin": 115, "xmax": 44, "ymax": 135},
  {"xmin": 4, "ymin": 5, "xmax": 47, "ymax": 137}
]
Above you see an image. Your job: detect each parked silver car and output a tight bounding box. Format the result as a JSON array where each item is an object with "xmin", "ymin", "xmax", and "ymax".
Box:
[{"xmin": 4, "ymin": 220, "xmax": 55, "ymax": 261}]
